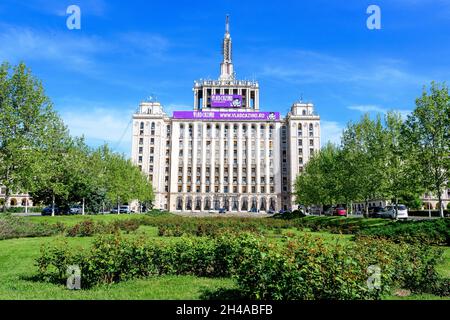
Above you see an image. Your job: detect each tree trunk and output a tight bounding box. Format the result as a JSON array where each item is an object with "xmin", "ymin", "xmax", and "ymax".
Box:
[
  {"xmin": 117, "ymin": 197, "xmax": 120, "ymax": 215},
  {"xmin": 52, "ymin": 193, "xmax": 55, "ymax": 217},
  {"xmin": 395, "ymin": 198, "xmax": 399, "ymax": 220},
  {"xmin": 25, "ymin": 195, "xmax": 28, "ymax": 215},
  {"xmin": 364, "ymin": 199, "xmax": 369, "ymax": 218},
  {"xmin": 82, "ymin": 198, "xmax": 85, "ymax": 216},
  {"xmin": 3, "ymin": 187, "xmax": 10, "ymax": 213},
  {"xmin": 438, "ymin": 193, "xmax": 444, "ymax": 218}
]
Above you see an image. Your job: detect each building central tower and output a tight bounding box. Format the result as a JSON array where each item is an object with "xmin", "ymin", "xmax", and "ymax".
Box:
[{"xmin": 193, "ymin": 15, "xmax": 260, "ymax": 111}]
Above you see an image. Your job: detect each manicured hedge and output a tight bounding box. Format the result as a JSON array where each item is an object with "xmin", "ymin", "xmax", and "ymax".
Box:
[
  {"xmin": 356, "ymin": 218, "xmax": 450, "ymax": 245},
  {"xmin": 235, "ymin": 234, "xmax": 447, "ymax": 299},
  {"xmin": 36, "ymin": 233, "xmax": 258, "ymax": 287},
  {"xmin": 0, "ymin": 216, "xmax": 63, "ymax": 240},
  {"xmin": 36, "ymin": 232, "xmax": 449, "ymax": 299}
]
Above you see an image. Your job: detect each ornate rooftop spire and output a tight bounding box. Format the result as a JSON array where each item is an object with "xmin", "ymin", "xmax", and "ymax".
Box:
[{"xmin": 220, "ymin": 14, "xmax": 234, "ymax": 80}]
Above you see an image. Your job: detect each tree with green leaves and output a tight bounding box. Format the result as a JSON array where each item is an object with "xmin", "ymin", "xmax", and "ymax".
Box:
[
  {"xmin": 295, "ymin": 143, "xmax": 342, "ymax": 212},
  {"xmin": 383, "ymin": 111, "xmax": 425, "ymax": 216},
  {"xmin": 403, "ymin": 82, "xmax": 450, "ymax": 218},
  {"xmin": 340, "ymin": 115, "xmax": 388, "ymax": 216},
  {"xmin": 0, "ymin": 62, "xmax": 68, "ymax": 213}
]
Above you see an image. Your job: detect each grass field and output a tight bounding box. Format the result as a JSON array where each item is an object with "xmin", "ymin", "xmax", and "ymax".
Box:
[{"xmin": 0, "ymin": 214, "xmax": 448, "ymax": 300}]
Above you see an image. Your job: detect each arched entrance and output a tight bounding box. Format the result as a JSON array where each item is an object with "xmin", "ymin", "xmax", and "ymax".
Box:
[
  {"xmin": 260, "ymin": 198, "xmax": 267, "ymax": 212},
  {"xmin": 186, "ymin": 197, "xmax": 193, "ymax": 211},
  {"xmin": 195, "ymin": 197, "xmax": 202, "ymax": 211},
  {"xmin": 204, "ymin": 197, "xmax": 211, "ymax": 211},
  {"xmin": 176, "ymin": 197, "xmax": 183, "ymax": 211},
  {"xmin": 241, "ymin": 197, "xmax": 248, "ymax": 211}
]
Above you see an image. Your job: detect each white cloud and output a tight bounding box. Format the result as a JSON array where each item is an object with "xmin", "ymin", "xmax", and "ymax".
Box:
[
  {"xmin": 164, "ymin": 103, "xmax": 192, "ymax": 116},
  {"xmin": 59, "ymin": 101, "xmax": 135, "ymax": 156},
  {"xmin": 321, "ymin": 120, "xmax": 344, "ymax": 147},
  {"xmin": 12, "ymin": 0, "xmax": 108, "ymax": 17},
  {"xmin": 348, "ymin": 105, "xmax": 412, "ymax": 119},
  {"xmin": 254, "ymin": 49, "xmax": 427, "ymax": 87},
  {"xmin": 118, "ymin": 32, "xmax": 171, "ymax": 61},
  {"xmin": 348, "ymin": 105, "xmax": 387, "ymax": 113},
  {"xmin": 0, "ymin": 24, "xmax": 108, "ymax": 72}
]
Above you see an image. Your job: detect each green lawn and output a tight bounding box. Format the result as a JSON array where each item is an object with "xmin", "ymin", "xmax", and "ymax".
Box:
[
  {"xmin": 1, "ymin": 214, "xmax": 449, "ymax": 300},
  {"xmin": 0, "ymin": 226, "xmax": 235, "ymax": 300},
  {"xmin": 28, "ymin": 213, "xmax": 146, "ymax": 226}
]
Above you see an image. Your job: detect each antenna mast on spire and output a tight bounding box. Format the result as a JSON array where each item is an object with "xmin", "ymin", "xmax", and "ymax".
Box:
[
  {"xmin": 220, "ymin": 14, "xmax": 234, "ymax": 80},
  {"xmin": 226, "ymin": 14, "xmax": 230, "ymax": 34}
]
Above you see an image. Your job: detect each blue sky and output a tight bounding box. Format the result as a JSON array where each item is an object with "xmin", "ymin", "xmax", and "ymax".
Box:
[{"xmin": 1, "ymin": 0, "xmax": 449, "ymax": 155}]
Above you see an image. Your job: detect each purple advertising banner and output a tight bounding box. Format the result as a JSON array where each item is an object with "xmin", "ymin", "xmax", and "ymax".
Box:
[
  {"xmin": 173, "ymin": 111, "xmax": 280, "ymax": 121},
  {"xmin": 211, "ymin": 94, "xmax": 242, "ymax": 108}
]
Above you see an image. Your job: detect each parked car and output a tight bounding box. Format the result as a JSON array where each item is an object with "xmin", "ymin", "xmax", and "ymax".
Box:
[
  {"xmin": 368, "ymin": 206, "xmax": 387, "ymax": 218},
  {"xmin": 324, "ymin": 206, "xmax": 335, "ymax": 216},
  {"xmin": 267, "ymin": 209, "xmax": 276, "ymax": 214},
  {"xmin": 69, "ymin": 205, "xmax": 82, "ymax": 215},
  {"xmin": 219, "ymin": 208, "xmax": 227, "ymax": 214},
  {"xmin": 333, "ymin": 207, "xmax": 347, "ymax": 217},
  {"xmin": 42, "ymin": 206, "xmax": 60, "ymax": 216},
  {"xmin": 111, "ymin": 206, "xmax": 131, "ymax": 214},
  {"xmin": 384, "ymin": 205, "xmax": 409, "ymax": 220}
]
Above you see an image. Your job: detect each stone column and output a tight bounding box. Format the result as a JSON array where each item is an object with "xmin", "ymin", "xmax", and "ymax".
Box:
[
  {"xmin": 237, "ymin": 123, "xmax": 243, "ymax": 202},
  {"xmin": 201, "ymin": 123, "xmax": 207, "ymax": 195},
  {"xmin": 247, "ymin": 124, "xmax": 252, "ymax": 193},
  {"xmin": 265, "ymin": 123, "xmax": 271, "ymax": 197},
  {"xmin": 182, "ymin": 123, "xmax": 189, "ymax": 194},
  {"xmin": 219, "ymin": 123, "xmax": 225, "ymax": 193},
  {"xmin": 193, "ymin": 123, "xmax": 199, "ymax": 198},
  {"xmin": 256, "ymin": 124, "xmax": 261, "ymax": 195},
  {"xmin": 211, "ymin": 124, "xmax": 216, "ymax": 193}
]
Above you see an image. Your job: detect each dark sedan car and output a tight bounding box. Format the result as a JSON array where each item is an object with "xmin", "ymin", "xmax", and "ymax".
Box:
[
  {"xmin": 42, "ymin": 206, "xmax": 60, "ymax": 216},
  {"xmin": 368, "ymin": 206, "xmax": 387, "ymax": 218}
]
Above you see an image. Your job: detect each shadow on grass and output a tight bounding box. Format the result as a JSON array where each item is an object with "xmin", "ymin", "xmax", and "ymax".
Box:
[
  {"xmin": 19, "ymin": 273, "xmax": 64, "ymax": 286},
  {"xmin": 199, "ymin": 287, "xmax": 247, "ymax": 300}
]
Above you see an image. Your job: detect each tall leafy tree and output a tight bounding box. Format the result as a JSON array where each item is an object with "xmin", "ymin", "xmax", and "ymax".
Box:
[
  {"xmin": 384, "ymin": 111, "xmax": 424, "ymax": 214},
  {"xmin": 295, "ymin": 143, "xmax": 342, "ymax": 211},
  {"xmin": 341, "ymin": 115, "xmax": 388, "ymax": 216},
  {"xmin": 0, "ymin": 62, "xmax": 68, "ymax": 212},
  {"xmin": 403, "ymin": 82, "xmax": 450, "ymax": 218}
]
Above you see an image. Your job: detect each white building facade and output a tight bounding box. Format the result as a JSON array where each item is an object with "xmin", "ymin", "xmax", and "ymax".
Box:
[{"xmin": 131, "ymin": 16, "xmax": 321, "ymax": 212}]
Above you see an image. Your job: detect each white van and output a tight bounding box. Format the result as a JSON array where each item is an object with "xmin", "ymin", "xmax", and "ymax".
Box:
[{"xmin": 384, "ymin": 205, "xmax": 408, "ymax": 220}]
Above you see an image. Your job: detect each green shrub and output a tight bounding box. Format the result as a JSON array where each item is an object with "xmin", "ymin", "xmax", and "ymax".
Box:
[
  {"xmin": 234, "ymin": 234, "xmax": 447, "ymax": 300},
  {"xmin": 65, "ymin": 219, "xmax": 141, "ymax": 237},
  {"xmin": 66, "ymin": 220, "xmax": 100, "ymax": 237},
  {"xmin": 0, "ymin": 216, "xmax": 60, "ymax": 240},
  {"xmin": 5, "ymin": 207, "xmax": 44, "ymax": 213},
  {"xmin": 112, "ymin": 219, "xmax": 140, "ymax": 233},
  {"xmin": 35, "ymin": 232, "xmax": 262, "ymax": 288},
  {"xmin": 356, "ymin": 219, "xmax": 450, "ymax": 245}
]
